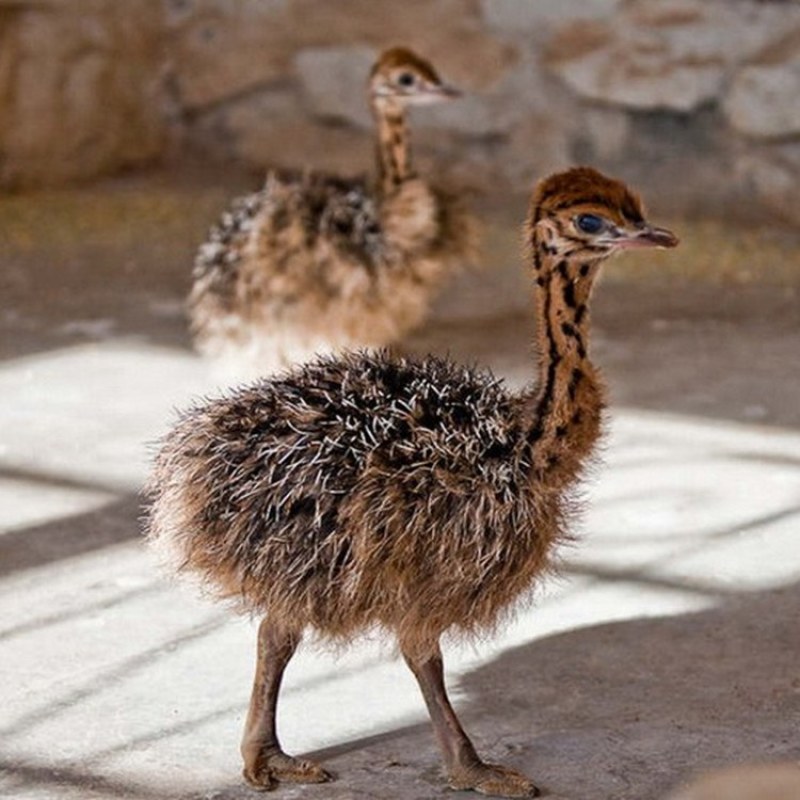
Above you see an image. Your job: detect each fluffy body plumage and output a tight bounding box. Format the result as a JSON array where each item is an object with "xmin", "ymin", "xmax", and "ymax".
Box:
[
  {"xmin": 148, "ymin": 350, "xmax": 567, "ymax": 650},
  {"xmin": 190, "ymin": 173, "xmax": 475, "ymax": 379},
  {"xmin": 145, "ymin": 167, "xmax": 678, "ymax": 798},
  {"xmin": 189, "ymin": 48, "xmax": 477, "ymax": 380}
]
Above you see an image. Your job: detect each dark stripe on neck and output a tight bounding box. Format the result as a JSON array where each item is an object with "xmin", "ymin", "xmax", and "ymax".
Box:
[
  {"xmin": 563, "ymin": 280, "xmax": 577, "ymax": 309},
  {"xmin": 529, "ymin": 266, "xmax": 561, "ymax": 443},
  {"xmin": 376, "ymin": 106, "xmax": 411, "ymax": 191}
]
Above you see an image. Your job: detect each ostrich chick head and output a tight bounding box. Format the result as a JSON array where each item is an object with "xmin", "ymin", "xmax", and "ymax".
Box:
[
  {"xmin": 369, "ymin": 47, "xmax": 461, "ymax": 105},
  {"xmin": 529, "ymin": 166, "xmax": 679, "ymax": 263}
]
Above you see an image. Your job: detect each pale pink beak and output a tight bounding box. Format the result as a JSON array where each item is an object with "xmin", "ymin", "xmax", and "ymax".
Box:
[{"xmin": 615, "ymin": 225, "xmax": 679, "ymax": 250}]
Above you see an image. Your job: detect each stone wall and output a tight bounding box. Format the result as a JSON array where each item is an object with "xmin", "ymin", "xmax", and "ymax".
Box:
[
  {"xmin": 3, "ymin": 0, "xmax": 800, "ymax": 223},
  {"xmin": 0, "ymin": 0, "xmax": 167, "ymax": 188}
]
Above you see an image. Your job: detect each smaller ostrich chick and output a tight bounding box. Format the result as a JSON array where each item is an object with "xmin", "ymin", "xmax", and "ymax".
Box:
[
  {"xmin": 145, "ymin": 167, "xmax": 677, "ymax": 798},
  {"xmin": 189, "ymin": 47, "xmax": 478, "ymax": 380}
]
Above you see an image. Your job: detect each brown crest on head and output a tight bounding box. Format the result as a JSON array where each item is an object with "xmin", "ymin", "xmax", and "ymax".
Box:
[
  {"xmin": 532, "ymin": 166, "xmax": 645, "ymax": 227},
  {"xmin": 372, "ymin": 47, "xmax": 441, "ymax": 83}
]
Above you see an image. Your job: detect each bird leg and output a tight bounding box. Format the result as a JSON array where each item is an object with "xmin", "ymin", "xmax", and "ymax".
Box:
[
  {"xmin": 402, "ymin": 642, "xmax": 539, "ymax": 799},
  {"xmin": 241, "ymin": 618, "xmax": 332, "ymax": 790}
]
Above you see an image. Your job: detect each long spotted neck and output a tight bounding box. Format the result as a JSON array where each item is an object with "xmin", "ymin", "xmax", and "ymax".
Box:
[
  {"xmin": 372, "ymin": 99, "xmax": 414, "ymax": 194},
  {"xmin": 523, "ymin": 223, "xmax": 607, "ymax": 485}
]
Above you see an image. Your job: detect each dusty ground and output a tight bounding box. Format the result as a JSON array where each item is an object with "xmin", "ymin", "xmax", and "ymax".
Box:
[{"xmin": 1, "ymin": 166, "xmax": 799, "ymax": 800}]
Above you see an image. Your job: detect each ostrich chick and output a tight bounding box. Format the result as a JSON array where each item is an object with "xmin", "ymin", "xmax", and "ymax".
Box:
[
  {"xmin": 189, "ymin": 47, "xmax": 478, "ymax": 380},
  {"xmin": 145, "ymin": 167, "xmax": 678, "ymax": 798}
]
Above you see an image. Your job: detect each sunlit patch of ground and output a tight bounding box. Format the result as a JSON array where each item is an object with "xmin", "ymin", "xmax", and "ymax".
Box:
[{"xmin": 0, "ymin": 338, "xmax": 798, "ymax": 800}]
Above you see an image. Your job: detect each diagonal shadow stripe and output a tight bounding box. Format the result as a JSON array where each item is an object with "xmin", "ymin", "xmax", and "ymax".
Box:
[
  {"xmin": 0, "ymin": 494, "xmax": 141, "ymax": 578},
  {"xmin": 1, "ymin": 616, "xmax": 228, "ymax": 738},
  {"xmin": 0, "ymin": 581, "xmax": 165, "ymax": 643},
  {"xmin": 0, "ymin": 464, "xmax": 130, "ymax": 496},
  {"xmin": 565, "ymin": 502, "xmax": 800, "ymax": 596},
  {"xmin": 0, "ymin": 755, "xmax": 183, "ymax": 800}
]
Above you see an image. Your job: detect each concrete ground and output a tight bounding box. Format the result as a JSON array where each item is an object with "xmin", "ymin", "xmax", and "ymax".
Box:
[{"xmin": 1, "ymin": 168, "xmax": 799, "ymax": 800}]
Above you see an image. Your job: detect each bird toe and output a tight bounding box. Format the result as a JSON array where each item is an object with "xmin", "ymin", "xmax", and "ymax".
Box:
[
  {"xmin": 243, "ymin": 752, "xmax": 333, "ymax": 789},
  {"xmin": 450, "ymin": 762, "xmax": 539, "ymax": 798}
]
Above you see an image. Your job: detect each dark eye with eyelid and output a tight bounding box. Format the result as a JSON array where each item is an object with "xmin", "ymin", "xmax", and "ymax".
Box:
[
  {"xmin": 397, "ymin": 72, "xmax": 416, "ymax": 88},
  {"xmin": 575, "ymin": 214, "xmax": 605, "ymax": 234}
]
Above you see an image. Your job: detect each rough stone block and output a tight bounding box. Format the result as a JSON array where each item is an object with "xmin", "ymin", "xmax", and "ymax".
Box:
[
  {"xmin": 545, "ymin": 22, "xmax": 726, "ymax": 112},
  {"xmin": 724, "ymin": 30, "xmax": 800, "ymax": 138},
  {"xmin": 295, "ymin": 45, "xmax": 376, "ymax": 129},
  {"xmin": 286, "ymin": 0, "xmax": 515, "ymax": 92},
  {"xmin": 167, "ymin": 0, "xmax": 293, "ymax": 110},
  {"xmin": 544, "ymin": 0, "xmax": 796, "ymax": 113},
  {"xmin": 481, "ymin": 0, "xmax": 619, "ymax": 38},
  {"xmin": 0, "ymin": 2, "xmax": 167, "ymax": 189},
  {"xmin": 420, "ymin": 50, "xmax": 550, "ymax": 138},
  {"xmin": 736, "ymin": 141, "xmax": 800, "ymax": 227}
]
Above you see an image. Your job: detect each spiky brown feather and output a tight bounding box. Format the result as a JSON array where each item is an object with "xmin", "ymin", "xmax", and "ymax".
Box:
[{"xmin": 145, "ymin": 350, "xmax": 585, "ymax": 656}]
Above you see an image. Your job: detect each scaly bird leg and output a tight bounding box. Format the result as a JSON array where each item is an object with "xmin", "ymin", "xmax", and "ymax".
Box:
[
  {"xmin": 241, "ymin": 619, "xmax": 332, "ymax": 790},
  {"xmin": 402, "ymin": 641, "xmax": 538, "ymax": 799}
]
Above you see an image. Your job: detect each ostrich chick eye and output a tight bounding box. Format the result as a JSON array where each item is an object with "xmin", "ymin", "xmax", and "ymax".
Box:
[
  {"xmin": 397, "ymin": 72, "xmax": 416, "ymax": 88},
  {"xmin": 575, "ymin": 214, "xmax": 605, "ymax": 234}
]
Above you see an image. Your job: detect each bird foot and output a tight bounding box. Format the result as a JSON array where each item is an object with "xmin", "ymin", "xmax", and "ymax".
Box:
[
  {"xmin": 449, "ymin": 761, "xmax": 539, "ymax": 798},
  {"xmin": 242, "ymin": 750, "xmax": 333, "ymax": 791}
]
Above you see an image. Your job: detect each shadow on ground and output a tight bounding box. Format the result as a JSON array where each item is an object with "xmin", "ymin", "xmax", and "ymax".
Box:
[
  {"xmin": 0, "ymin": 489, "xmax": 139, "ymax": 578},
  {"xmin": 167, "ymin": 581, "xmax": 799, "ymax": 800}
]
